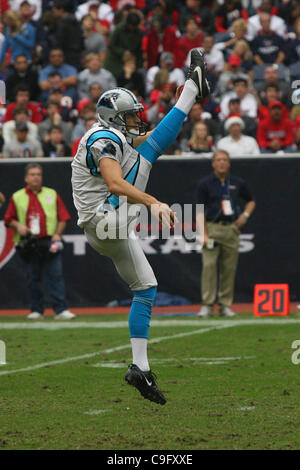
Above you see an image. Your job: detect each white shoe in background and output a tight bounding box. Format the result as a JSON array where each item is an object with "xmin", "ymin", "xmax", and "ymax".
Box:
[
  {"xmin": 197, "ymin": 306, "xmax": 212, "ymax": 318},
  {"xmin": 219, "ymin": 307, "xmax": 236, "ymax": 317},
  {"xmin": 27, "ymin": 312, "xmax": 43, "ymax": 320},
  {"xmin": 54, "ymin": 310, "xmax": 76, "ymax": 320}
]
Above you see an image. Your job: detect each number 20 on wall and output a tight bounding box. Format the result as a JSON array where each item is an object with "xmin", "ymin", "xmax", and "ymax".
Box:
[{"xmin": 254, "ymin": 284, "xmax": 290, "ymax": 317}]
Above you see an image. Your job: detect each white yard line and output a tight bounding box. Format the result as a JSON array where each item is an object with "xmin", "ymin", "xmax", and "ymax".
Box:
[
  {"xmin": 0, "ymin": 325, "xmax": 233, "ymax": 377},
  {"xmin": 0, "ymin": 318, "xmax": 300, "ymax": 330},
  {"xmin": 0, "ymin": 317, "xmax": 298, "ymax": 376},
  {"xmin": 92, "ymin": 355, "xmax": 256, "ymax": 368},
  {"xmin": 92, "ymin": 361, "xmax": 230, "ymax": 367}
]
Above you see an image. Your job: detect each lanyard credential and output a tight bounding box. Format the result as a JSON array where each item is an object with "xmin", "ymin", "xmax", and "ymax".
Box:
[{"xmin": 218, "ymin": 178, "xmax": 234, "ymax": 216}]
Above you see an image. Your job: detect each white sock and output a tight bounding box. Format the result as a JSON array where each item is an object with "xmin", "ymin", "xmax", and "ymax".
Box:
[
  {"xmin": 130, "ymin": 337, "xmax": 150, "ymax": 371},
  {"xmin": 175, "ymin": 79, "xmax": 198, "ymax": 115}
]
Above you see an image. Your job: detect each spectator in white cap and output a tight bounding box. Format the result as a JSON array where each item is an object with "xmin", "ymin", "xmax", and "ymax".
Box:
[{"xmin": 217, "ymin": 115, "xmax": 260, "ymax": 156}]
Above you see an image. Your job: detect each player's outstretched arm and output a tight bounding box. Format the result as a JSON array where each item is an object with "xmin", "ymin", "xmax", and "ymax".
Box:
[{"xmin": 99, "ymin": 157, "xmax": 177, "ymax": 228}]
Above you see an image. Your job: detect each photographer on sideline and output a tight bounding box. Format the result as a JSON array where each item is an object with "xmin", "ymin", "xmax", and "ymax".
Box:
[
  {"xmin": 196, "ymin": 150, "xmax": 256, "ymax": 318},
  {"xmin": 4, "ymin": 163, "xmax": 75, "ymax": 320}
]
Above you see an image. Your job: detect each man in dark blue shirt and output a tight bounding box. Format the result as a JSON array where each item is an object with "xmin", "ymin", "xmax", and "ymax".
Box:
[
  {"xmin": 196, "ymin": 149, "xmax": 255, "ymax": 317},
  {"xmin": 251, "ymin": 12, "xmax": 285, "ymax": 65}
]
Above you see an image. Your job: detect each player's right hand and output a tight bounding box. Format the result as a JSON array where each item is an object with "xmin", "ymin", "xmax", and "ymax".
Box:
[{"xmin": 150, "ymin": 202, "xmax": 178, "ymax": 229}]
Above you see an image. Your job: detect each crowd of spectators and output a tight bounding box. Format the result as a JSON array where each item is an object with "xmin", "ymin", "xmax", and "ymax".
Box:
[{"xmin": 0, "ymin": 0, "xmax": 299, "ymax": 159}]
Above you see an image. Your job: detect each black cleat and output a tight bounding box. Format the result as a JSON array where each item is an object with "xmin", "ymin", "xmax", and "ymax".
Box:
[
  {"xmin": 125, "ymin": 364, "xmax": 167, "ymax": 405},
  {"xmin": 187, "ymin": 48, "xmax": 210, "ymax": 102}
]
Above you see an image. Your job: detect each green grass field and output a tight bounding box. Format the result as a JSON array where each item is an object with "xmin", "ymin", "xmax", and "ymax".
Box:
[{"xmin": 0, "ymin": 312, "xmax": 300, "ymax": 450}]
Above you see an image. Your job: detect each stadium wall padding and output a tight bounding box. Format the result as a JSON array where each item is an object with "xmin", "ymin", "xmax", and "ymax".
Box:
[{"xmin": 0, "ymin": 157, "xmax": 299, "ymax": 308}]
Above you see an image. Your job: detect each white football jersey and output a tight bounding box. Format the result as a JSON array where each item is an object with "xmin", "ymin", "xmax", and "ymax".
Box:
[{"xmin": 71, "ymin": 123, "xmax": 152, "ymax": 227}]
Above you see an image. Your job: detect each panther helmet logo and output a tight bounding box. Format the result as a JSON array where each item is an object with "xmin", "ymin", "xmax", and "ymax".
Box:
[{"xmin": 0, "ymin": 221, "xmax": 15, "ymax": 269}]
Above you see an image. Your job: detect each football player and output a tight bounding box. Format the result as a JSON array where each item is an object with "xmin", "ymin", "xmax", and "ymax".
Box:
[{"xmin": 71, "ymin": 49, "xmax": 210, "ymax": 405}]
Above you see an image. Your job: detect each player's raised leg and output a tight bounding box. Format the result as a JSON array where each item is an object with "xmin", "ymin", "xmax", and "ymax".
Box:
[{"xmin": 137, "ymin": 48, "xmax": 210, "ymax": 164}]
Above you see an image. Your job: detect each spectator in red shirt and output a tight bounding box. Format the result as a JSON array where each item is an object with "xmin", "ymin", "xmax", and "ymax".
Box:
[
  {"xmin": 257, "ymin": 101, "xmax": 295, "ymax": 153},
  {"xmin": 0, "ymin": 0, "xmax": 9, "ymax": 15},
  {"xmin": 4, "ymin": 163, "xmax": 75, "ymax": 320},
  {"xmin": 175, "ymin": 17, "xmax": 203, "ymax": 68},
  {"xmin": 3, "ymin": 84, "xmax": 43, "ymax": 124},
  {"xmin": 145, "ymin": 14, "xmax": 178, "ymax": 69},
  {"xmin": 257, "ymin": 84, "xmax": 290, "ymax": 122}
]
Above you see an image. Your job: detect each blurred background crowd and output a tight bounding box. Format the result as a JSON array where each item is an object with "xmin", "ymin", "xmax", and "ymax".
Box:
[{"xmin": 0, "ymin": 0, "xmax": 299, "ymax": 158}]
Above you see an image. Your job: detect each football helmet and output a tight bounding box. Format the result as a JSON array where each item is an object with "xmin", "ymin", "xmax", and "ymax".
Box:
[{"xmin": 96, "ymin": 88, "xmax": 147, "ymax": 138}]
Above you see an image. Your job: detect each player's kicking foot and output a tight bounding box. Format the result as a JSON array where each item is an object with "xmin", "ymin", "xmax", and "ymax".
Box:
[
  {"xmin": 125, "ymin": 364, "xmax": 167, "ymax": 405},
  {"xmin": 187, "ymin": 48, "xmax": 210, "ymax": 102}
]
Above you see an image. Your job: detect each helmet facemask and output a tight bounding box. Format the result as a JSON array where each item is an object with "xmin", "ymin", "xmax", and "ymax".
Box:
[{"xmin": 115, "ymin": 109, "xmax": 147, "ymax": 138}]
